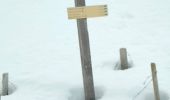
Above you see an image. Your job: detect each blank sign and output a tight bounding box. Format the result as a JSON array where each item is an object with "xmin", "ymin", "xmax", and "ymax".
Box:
[{"xmin": 67, "ymin": 5, "xmax": 108, "ymax": 19}]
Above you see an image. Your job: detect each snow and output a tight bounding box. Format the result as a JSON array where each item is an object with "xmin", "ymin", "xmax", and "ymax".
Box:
[{"xmin": 0, "ymin": 0, "xmax": 170, "ymax": 100}]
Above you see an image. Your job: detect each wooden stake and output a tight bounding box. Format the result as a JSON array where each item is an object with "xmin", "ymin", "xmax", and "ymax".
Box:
[
  {"xmin": 74, "ymin": 0, "xmax": 95, "ymax": 100},
  {"xmin": 120, "ymin": 48, "xmax": 128, "ymax": 70},
  {"xmin": 2, "ymin": 73, "xmax": 8, "ymax": 96},
  {"xmin": 151, "ymin": 63, "xmax": 160, "ymax": 100}
]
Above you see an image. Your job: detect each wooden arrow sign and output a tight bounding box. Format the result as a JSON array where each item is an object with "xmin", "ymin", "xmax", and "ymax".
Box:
[{"xmin": 67, "ymin": 5, "xmax": 108, "ymax": 19}]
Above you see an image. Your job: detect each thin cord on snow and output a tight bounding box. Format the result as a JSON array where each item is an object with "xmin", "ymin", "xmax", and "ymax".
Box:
[{"xmin": 132, "ymin": 75, "xmax": 152, "ymax": 100}]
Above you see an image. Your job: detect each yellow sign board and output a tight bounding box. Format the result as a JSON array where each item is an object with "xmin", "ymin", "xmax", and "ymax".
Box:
[{"xmin": 67, "ymin": 5, "xmax": 108, "ymax": 19}]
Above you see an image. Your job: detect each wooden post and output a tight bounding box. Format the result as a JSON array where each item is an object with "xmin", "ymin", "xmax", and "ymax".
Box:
[
  {"xmin": 2, "ymin": 73, "xmax": 8, "ymax": 96},
  {"xmin": 74, "ymin": 0, "xmax": 96, "ymax": 100},
  {"xmin": 151, "ymin": 63, "xmax": 160, "ymax": 100},
  {"xmin": 120, "ymin": 48, "xmax": 128, "ymax": 70}
]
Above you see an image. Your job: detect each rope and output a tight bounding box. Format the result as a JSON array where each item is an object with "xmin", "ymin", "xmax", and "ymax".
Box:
[{"xmin": 132, "ymin": 75, "xmax": 152, "ymax": 100}]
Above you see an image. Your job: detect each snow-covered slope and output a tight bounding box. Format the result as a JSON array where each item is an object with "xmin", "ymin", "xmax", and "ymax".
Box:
[{"xmin": 0, "ymin": 0, "xmax": 170, "ymax": 100}]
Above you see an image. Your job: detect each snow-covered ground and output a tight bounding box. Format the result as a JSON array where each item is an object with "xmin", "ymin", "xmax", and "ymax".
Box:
[{"xmin": 0, "ymin": 0, "xmax": 170, "ymax": 100}]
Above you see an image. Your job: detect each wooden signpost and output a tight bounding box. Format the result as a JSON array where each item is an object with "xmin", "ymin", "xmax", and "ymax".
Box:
[{"xmin": 67, "ymin": 0, "xmax": 108, "ymax": 100}]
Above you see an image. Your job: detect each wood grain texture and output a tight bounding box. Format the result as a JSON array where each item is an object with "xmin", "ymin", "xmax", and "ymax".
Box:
[
  {"xmin": 68, "ymin": 5, "xmax": 107, "ymax": 19},
  {"xmin": 120, "ymin": 48, "xmax": 128, "ymax": 70},
  {"xmin": 74, "ymin": 0, "xmax": 96, "ymax": 100},
  {"xmin": 151, "ymin": 63, "xmax": 160, "ymax": 100},
  {"xmin": 2, "ymin": 73, "xmax": 8, "ymax": 96}
]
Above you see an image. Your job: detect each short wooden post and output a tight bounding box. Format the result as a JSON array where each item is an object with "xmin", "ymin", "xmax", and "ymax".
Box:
[
  {"xmin": 120, "ymin": 48, "xmax": 128, "ymax": 70},
  {"xmin": 151, "ymin": 63, "xmax": 160, "ymax": 100},
  {"xmin": 2, "ymin": 73, "xmax": 8, "ymax": 96}
]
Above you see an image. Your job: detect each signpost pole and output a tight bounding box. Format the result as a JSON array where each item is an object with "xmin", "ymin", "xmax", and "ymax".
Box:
[{"xmin": 74, "ymin": 0, "xmax": 96, "ymax": 100}]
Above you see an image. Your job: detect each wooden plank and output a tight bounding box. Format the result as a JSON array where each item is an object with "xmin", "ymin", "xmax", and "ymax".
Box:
[
  {"xmin": 151, "ymin": 63, "xmax": 160, "ymax": 100},
  {"xmin": 74, "ymin": 0, "xmax": 96, "ymax": 100},
  {"xmin": 120, "ymin": 48, "xmax": 128, "ymax": 70},
  {"xmin": 2, "ymin": 73, "xmax": 8, "ymax": 96},
  {"xmin": 68, "ymin": 5, "xmax": 108, "ymax": 19}
]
